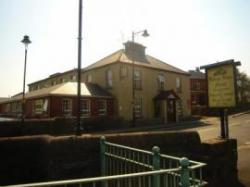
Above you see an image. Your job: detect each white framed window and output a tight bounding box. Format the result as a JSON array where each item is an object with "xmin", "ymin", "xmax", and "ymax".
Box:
[
  {"xmin": 16, "ymin": 102, "xmax": 22, "ymax": 113},
  {"xmin": 134, "ymin": 97, "xmax": 142, "ymax": 118},
  {"xmin": 120, "ymin": 64, "xmax": 128, "ymax": 79},
  {"xmin": 5, "ymin": 103, "xmax": 11, "ymax": 113},
  {"xmin": 134, "ymin": 70, "xmax": 142, "ymax": 89},
  {"xmin": 33, "ymin": 99, "xmax": 48, "ymax": 114},
  {"xmin": 70, "ymin": 75, "xmax": 76, "ymax": 81},
  {"xmin": 87, "ymin": 75, "xmax": 92, "ymax": 83},
  {"xmin": 176, "ymin": 77, "xmax": 182, "ymax": 92},
  {"xmin": 106, "ymin": 70, "xmax": 113, "ymax": 88},
  {"xmin": 157, "ymin": 74, "xmax": 165, "ymax": 90},
  {"xmin": 62, "ymin": 99, "xmax": 72, "ymax": 113},
  {"xmin": 81, "ymin": 99, "xmax": 91, "ymax": 116},
  {"xmin": 98, "ymin": 100, "xmax": 107, "ymax": 116},
  {"xmin": 34, "ymin": 99, "xmax": 43, "ymax": 114}
]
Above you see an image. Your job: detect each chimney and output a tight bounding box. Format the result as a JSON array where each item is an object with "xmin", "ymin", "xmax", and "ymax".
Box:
[{"xmin": 124, "ymin": 41, "xmax": 148, "ymax": 63}]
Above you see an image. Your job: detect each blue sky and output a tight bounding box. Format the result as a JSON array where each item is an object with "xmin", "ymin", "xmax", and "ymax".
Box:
[{"xmin": 0, "ymin": 0, "xmax": 249, "ymax": 97}]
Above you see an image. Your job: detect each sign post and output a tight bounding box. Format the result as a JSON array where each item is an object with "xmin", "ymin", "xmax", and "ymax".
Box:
[{"xmin": 200, "ymin": 59, "xmax": 241, "ymax": 139}]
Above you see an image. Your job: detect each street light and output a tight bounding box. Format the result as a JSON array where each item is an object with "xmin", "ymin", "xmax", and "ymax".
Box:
[
  {"xmin": 76, "ymin": 0, "xmax": 83, "ymax": 135},
  {"xmin": 21, "ymin": 35, "xmax": 31, "ymax": 123},
  {"xmin": 131, "ymin": 29, "xmax": 149, "ymax": 127}
]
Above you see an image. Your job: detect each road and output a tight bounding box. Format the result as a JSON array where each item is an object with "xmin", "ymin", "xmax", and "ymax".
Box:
[{"xmin": 184, "ymin": 113, "xmax": 250, "ymax": 187}]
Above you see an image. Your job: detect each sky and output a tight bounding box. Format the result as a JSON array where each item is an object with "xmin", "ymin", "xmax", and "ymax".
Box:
[{"xmin": 0, "ymin": 0, "xmax": 250, "ymax": 97}]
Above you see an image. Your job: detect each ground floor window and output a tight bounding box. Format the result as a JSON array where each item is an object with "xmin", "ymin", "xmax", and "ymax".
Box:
[
  {"xmin": 10, "ymin": 102, "xmax": 21, "ymax": 113},
  {"xmin": 134, "ymin": 97, "xmax": 142, "ymax": 118},
  {"xmin": 33, "ymin": 99, "xmax": 47, "ymax": 114},
  {"xmin": 98, "ymin": 100, "xmax": 107, "ymax": 116},
  {"xmin": 81, "ymin": 99, "xmax": 91, "ymax": 116},
  {"xmin": 62, "ymin": 99, "xmax": 72, "ymax": 114}
]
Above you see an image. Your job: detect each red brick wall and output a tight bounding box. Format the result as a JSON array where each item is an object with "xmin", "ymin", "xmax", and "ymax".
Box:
[{"xmin": 0, "ymin": 96, "xmax": 114, "ymax": 119}]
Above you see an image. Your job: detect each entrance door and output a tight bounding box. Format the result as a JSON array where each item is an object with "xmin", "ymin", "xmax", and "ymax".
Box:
[{"xmin": 167, "ymin": 100, "xmax": 176, "ymax": 122}]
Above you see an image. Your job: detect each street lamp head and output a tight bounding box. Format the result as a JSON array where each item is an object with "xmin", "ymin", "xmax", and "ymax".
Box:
[
  {"xmin": 21, "ymin": 35, "xmax": 31, "ymax": 48},
  {"xmin": 142, "ymin": 30, "xmax": 149, "ymax": 37}
]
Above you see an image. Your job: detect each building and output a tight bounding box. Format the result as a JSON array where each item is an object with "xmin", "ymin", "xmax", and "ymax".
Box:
[
  {"xmin": 0, "ymin": 82, "xmax": 113, "ymax": 118},
  {"xmin": 189, "ymin": 69, "xmax": 207, "ymax": 115},
  {"xmin": 1, "ymin": 41, "xmax": 191, "ymax": 123}
]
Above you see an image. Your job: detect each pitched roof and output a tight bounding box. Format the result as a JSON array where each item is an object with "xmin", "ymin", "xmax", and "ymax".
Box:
[
  {"xmin": 0, "ymin": 82, "xmax": 112, "ymax": 104},
  {"xmin": 189, "ymin": 70, "xmax": 205, "ymax": 79},
  {"xmin": 0, "ymin": 97, "xmax": 8, "ymax": 103},
  {"xmin": 28, "ymin": 68, "xmax": 77, "ymax": 86},
  {"xmin": 83, "ymin": 49, "xmax": 189, "ymax": 75}
]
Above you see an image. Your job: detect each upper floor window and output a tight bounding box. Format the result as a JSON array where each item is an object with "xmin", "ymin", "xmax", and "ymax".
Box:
[
  {"xmin": 62, "ymin": 99, "xmax": 72, "ymax": 114},
  {"xmin": 120, "ymin": 64, "xmax": 128, "ymax": 79},
  {"xmin": 98, "ymin": 100, "xmax": 107, "ymax": 116},
  {"xmin": 106, "ymin": 70, "xmax": 113, "ymax": 88},
  {"xmin": 157, "ymin": 74, "xmax": 165, "ymax": 90},
  {"xmin": 86, "ymin": 74, "xmax": 92, "ymax": 83},
  {"xmin": 176, "ymin": 77, "xmax": 182, "ymax": 93},
  {"xmin": 134, "ymin": 70, "xmax": 142, "ymax": 90},
  {"xmin": 81, "ymin": 99, "xmax": 91, "ymax": 116}
]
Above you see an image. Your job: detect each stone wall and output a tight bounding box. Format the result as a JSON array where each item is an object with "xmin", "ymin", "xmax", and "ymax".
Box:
[{"xmin": 0, "ymin": 132, "xmax": 240, "ymax": 187}]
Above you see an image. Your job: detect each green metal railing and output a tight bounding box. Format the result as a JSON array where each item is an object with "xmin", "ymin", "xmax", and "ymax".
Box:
[
  {"xmin": 4, "ymin": 136, "xmax": 207, "ymax": 187},
  {"xmin": 100, "ymin": 136, "xmax": 207, "ymax": 187}
]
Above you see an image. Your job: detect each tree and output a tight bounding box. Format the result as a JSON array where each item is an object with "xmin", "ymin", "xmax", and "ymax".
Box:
[{"xmin": 237, "ymin": 69, "xmax": 250, "ymax": 104}]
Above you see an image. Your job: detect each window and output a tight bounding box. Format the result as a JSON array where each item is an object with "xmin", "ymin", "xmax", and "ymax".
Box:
[
  {"xmin": 4, "ymin": 104, "xmax": 10, "ymax": 113},
  {"xmin": 86, "ymin": 75, "xmax": 92, "ymax": 83},
  {"xmin": 51, "ymin": 81, "xmax": 56, "ymax": 86},
  {"xmin": 120, "ymin": 64, "xmax": 128, "ymax": 79},
  {"xmin": 81, "ymin": 99, "xmax": 91, "ymax": 116},
  {"xmin": 157, "ymin": 74, "xmax": 165, "ymax": 90},
  {"xmin": 106, "ymin": 70, "xmax": 113, "ymax": 88},
  {"xmin": 176, "ymin": 77, "xmax": 182, "ymax": 93},
  {"xmin": 98, "ymin": 100, "xmax": 107, "ymax": 116},
  {"xmin": 34, "ymin": 99, "xmax": 43, "ymax": 114},
  {"xmin": 134, "ymin": 70, "xmax": 142, "ymax": 89},
  {"xmin": 62, "ymin": 99, "xmax": 72, "ymax": 113},
  {"xmin": 16, "ymin": 102, "xmax": 22, "ymax": 113},
  {"xmin": 70, "ymin": 75, "xmax": 76, "ymax": 81},
  {"xmin": 11, "ymin": 103, "xmax": 17, "ymax": 113},
  {"xmin": 33, "ymin": 99, "xmax": 48, "ymax": 114},
  {"xmin": 134, "ymin": 97, "xmax": 142, "ymax": 118}
]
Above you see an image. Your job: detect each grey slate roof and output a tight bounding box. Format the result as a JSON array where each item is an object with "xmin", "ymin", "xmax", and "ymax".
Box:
[
  {"xmin": 189, "ymin": 70, "xmax": 205, "ymax": 79},
  {"xmin": 83, "ymin": 49, "xmax": 189, "ymax": 75},
  {"xmin": 0, "ymin": 82, "xmax": 112, "ymax": 104}
]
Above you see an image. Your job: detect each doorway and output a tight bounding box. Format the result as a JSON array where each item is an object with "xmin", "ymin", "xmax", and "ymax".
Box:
[{"xmin": 167, "ymin": 100, "xmax": 176, "ymax": 122}]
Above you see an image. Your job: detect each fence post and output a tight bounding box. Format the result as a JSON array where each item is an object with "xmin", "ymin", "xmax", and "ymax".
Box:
[
  {"xmin": 100, "ymin": 136, "xmax": 106, "ymax": 176},
  {"xmin": 180, "ymin": 157, "xmax": 190, "ymax": 187},
  {"xmin": 152, "ymin": 146, "xmax": 160, "ymax": 187}
]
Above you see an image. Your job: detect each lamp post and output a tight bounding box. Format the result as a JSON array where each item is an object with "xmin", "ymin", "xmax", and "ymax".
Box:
[
  {"xmin": 76, "ymin": 0, "xmax": 83, "ymax": 135},
  {"xmin": 131, "ymin": 29, "xmax": 149, "ymax": 127},
  {"xmin": 21, "ymin": 35, "xmax": 31, "ymax": 123}
]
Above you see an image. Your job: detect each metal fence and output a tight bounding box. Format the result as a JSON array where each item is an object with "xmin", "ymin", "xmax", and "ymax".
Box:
[
  {"xmin": 5, "ymin": 136, "xmax": 207, "ymax": 187},
  {"xmin": 101, "ymin": 136, "xmax": 207, "ymax": 187}
]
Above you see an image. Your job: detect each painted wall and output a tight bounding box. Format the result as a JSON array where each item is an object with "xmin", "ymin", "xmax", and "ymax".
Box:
[{"xmin": 83, "ymin": 62, "xmax": 191, "ymax": 121}]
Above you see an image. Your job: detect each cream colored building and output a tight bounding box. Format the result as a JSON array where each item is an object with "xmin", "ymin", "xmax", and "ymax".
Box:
[{"xmin": 28, "ymin": 42, "xmax": 191, "ymax": 123}]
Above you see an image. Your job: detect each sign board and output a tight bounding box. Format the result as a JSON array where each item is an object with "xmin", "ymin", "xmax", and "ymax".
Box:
[{"xmin": 207, "ymin": 64, "xmax": 236, "ymax": 108}]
